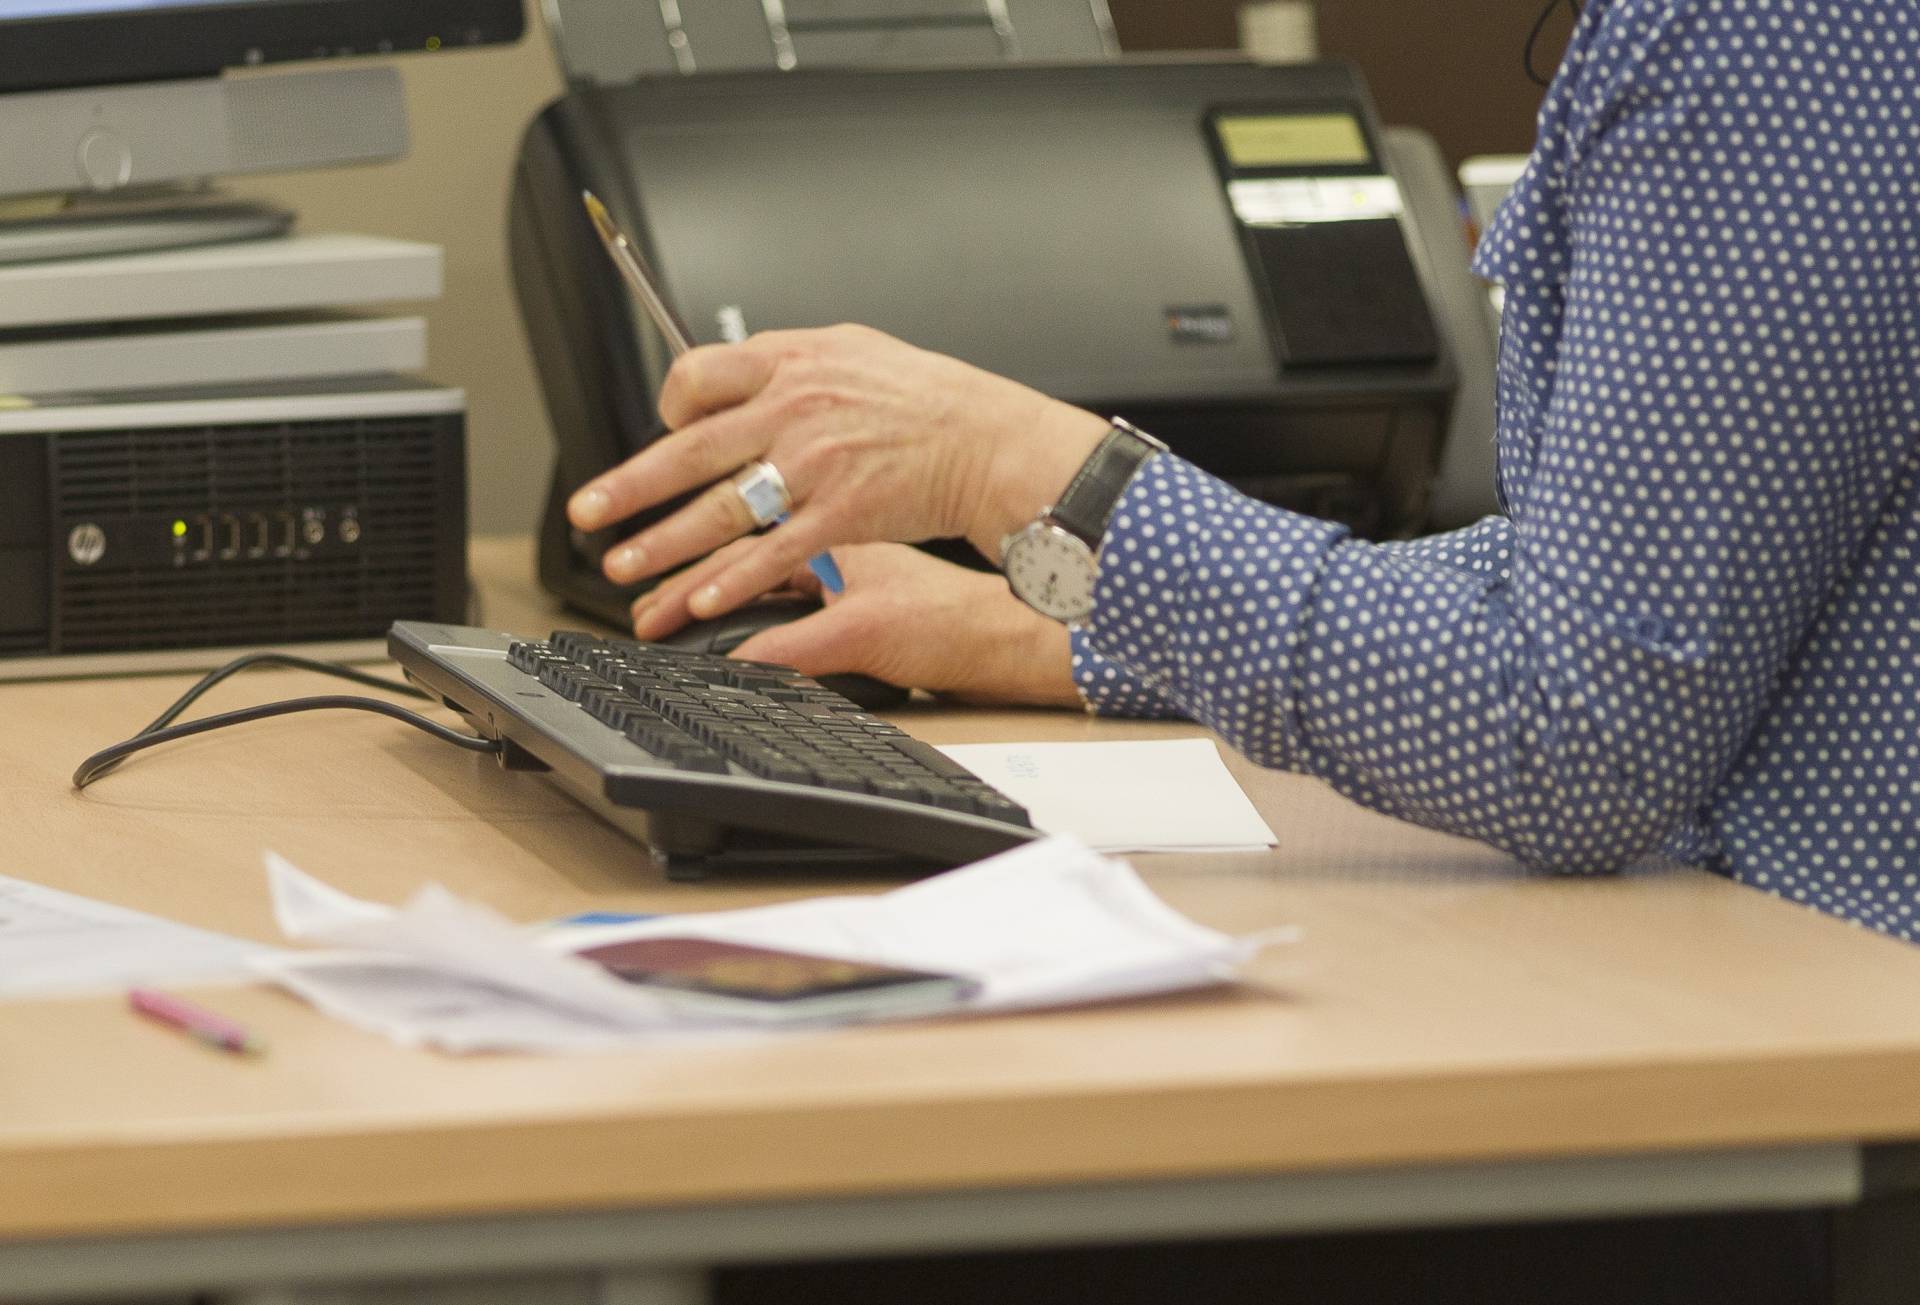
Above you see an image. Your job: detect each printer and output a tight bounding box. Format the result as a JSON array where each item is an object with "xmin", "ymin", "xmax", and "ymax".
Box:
[{"xmin": 510, "ymin": 58, "xmax": 1496, "ymax": 624}]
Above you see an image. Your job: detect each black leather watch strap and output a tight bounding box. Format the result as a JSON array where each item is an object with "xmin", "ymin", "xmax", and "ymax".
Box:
[{"xmin": 1049, "ymin": 418, "xmax": 1167, "ymax": 548}]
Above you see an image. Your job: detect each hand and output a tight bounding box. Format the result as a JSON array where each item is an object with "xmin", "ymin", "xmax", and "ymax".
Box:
[
  {"xmin": 566, "ymin": 324, "xmax": 1108, "ymax": 623},
  {"xmin": 633, "ymin": 541, "xmax": 1081, "ymax": 708}
]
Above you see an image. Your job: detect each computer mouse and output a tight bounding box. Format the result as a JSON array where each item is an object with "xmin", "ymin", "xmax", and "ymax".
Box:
[{"xmin": 652, "ymin": 595, "xmax": 912, "ymax": 711}]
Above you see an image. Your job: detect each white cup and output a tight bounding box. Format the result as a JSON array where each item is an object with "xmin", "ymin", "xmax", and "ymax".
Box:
[{"xmin": 1238, "ymin": 1, "xmax": 1319, "ymax": 63}]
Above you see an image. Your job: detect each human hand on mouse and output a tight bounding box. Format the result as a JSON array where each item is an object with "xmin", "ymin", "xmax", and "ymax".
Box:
[
  {"xmin": 633, "ymin": 539, "xmax": 1081, "ymax": 707},
  {"xmin": 566, "ymin": 324, "xmax": 1109, "ymax": 625}
]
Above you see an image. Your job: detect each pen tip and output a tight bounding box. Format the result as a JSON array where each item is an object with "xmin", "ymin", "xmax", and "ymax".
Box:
[{"xmin": 582, "ymin": 190, "xmax": 606, "ymax": 221}]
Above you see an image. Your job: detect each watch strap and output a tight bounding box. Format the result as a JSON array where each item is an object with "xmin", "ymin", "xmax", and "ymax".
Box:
[{"xmin": 1049, "ymin": 418, "xmax": 1166, "ymax": 548}]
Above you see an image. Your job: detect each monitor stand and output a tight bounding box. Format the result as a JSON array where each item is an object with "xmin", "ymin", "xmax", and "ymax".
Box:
[{"xmin": 0, "ymin": 186, "xmax": 294, "ymax": 265}]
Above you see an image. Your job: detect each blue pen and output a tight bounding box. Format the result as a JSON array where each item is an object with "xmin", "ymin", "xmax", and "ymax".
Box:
[
  {"xmin": 786, "ymin": 518, "xmax": 844, "ymax": 594},
  {"xmin": 811, "ymin": 555, "xmax": 846, "ymax": 595},
  {"xmin": 582, "ymin": 191, "xmax": 842, "ymax": 595}
]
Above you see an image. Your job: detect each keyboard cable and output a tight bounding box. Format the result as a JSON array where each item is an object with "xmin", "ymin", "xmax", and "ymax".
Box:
[{"xmin": 71, "ymin": 651, "xmax": 502, "ymax": 791}]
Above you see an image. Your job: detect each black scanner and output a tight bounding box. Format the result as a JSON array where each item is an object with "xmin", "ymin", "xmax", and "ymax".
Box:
[{"xmin": 510, "ymin": 58, "xmax": 1465, "ymax": 633}]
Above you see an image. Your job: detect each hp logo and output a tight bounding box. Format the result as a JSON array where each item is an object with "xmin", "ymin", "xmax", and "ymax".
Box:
[{"xmin": 66, "ymin": 523, "xmax": 107, "ymax": 566}]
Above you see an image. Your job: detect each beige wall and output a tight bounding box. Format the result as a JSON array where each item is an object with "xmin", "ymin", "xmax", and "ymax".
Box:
[{"xmin": 245, "ymin": 0, "xmax": 564, "ymax": 535}]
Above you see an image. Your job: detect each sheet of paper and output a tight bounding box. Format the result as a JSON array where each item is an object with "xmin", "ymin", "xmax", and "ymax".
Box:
[
  {"xmin": 267, "ymin": 957, "xmax": 698, "ymax": 1054},
  {"xmin": 937, "ymin": 738, "xmax": 1278, "ymax": 852},
  {"xmin": 262, "ymin": 853, "xmax": 719, "ymax": 1040},
  {"xmin": 0, "ymin": 875, "xmax": 278, "ymax": 998},
  {"xmin": 254, "ymin": 838, "xmax": 1296, "ymax": 1054}
]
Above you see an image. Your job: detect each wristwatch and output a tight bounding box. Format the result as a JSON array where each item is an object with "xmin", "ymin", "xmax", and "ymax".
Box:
[{"xmin": 999, "ymin": 417, "xmax": 1166, "ymax": 625}]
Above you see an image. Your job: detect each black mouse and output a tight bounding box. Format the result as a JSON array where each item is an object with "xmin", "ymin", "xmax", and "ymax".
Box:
[{"xmin": 652, "ymin": 595, "xmax": 912, "ymax": 711}]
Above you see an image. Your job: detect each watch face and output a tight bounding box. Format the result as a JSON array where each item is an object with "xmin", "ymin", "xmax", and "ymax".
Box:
[{"xmin": 1004, "ymin": 524, "xmax": 1097, "ymax": 623}]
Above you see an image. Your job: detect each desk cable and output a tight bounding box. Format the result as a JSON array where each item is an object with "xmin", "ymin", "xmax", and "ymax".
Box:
[{"xmin": 71, "ymin": 651, "xmax": 502, "ymax": 791}]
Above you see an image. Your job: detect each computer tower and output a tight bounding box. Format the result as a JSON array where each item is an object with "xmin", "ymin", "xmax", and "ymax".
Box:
[{"xmin": 0, "ymin": 377, "xmax": 468, "ymax": 677}]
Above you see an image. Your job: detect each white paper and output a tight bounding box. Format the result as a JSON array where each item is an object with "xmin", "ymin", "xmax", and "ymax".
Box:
[
  {"xmin": 266, "ymin": 958, "xmax": 675, "ymax": 1053},
  {"xmin": 254, "ymin": 838, "xmax": 1294, "ymax": 1054},
  {"xmin": 267, "ymin": 852, "xmax": 396, "ymax": 935},
  {"xmin": 0, "ymin": 874, "xmax": 279, "ymax": 998},
  {"xmin": 936, "ymin": 739, "xmax": 1278, "ymax": 852},
  {"xmin": 262, "ymin": 852, "xmax": 720, "ymax": 1040}
]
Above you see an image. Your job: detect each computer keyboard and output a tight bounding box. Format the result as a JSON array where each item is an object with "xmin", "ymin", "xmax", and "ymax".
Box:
[{"xmin": 388, "ymin": 621, "xmax": 1037, "ymax": 878}]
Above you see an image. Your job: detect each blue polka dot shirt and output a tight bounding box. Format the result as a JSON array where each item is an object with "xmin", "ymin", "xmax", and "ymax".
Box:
[{"xmin": 1070, "ymin": 0, "xmax": 1920, "ymax": 940}]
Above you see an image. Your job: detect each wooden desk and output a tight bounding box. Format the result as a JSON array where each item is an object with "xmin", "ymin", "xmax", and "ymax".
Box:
[{"xmin": 4, "ymin": 537, "xmax": 1920, "ymax": 1303}]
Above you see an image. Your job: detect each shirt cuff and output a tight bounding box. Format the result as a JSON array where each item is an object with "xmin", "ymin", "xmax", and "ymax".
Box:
[
  {"xmin": 1070, "ymin": 628, "xmax": 1186, "ymax": 718},
  {"xmin": 1081, "ymin": 453, "xmax": 1346, "ymax": 765}
]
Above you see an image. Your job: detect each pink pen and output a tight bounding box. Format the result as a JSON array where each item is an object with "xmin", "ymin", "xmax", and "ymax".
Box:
[{"xmin": 128, "ymin": 987, "xmax": 267, "ymax": 1056}]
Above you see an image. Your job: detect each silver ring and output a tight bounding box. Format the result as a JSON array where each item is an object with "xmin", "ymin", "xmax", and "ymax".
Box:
[{"xmin": 731, "ymin": 459, "xmax": 792, "ymax": 529}]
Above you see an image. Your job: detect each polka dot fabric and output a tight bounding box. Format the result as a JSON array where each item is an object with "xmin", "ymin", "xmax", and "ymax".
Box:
[{"xmin": 1071, "ymin": 0, "xmax": 1920, "ymax": 939}]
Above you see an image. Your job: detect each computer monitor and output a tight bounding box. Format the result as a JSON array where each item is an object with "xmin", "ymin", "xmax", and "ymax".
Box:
[
  {"xmin": 0, "ymin": 0, "xmax": 524, "ymax": 94},
  {"xmin": 0, "ymin": 0, "xmax": 525, "ymax": 257}
]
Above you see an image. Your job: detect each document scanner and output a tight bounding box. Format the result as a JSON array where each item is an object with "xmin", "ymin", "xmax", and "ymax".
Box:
[{"xmin": 509, "ymin": 59, "xmax": 1494, "ymax": 625}]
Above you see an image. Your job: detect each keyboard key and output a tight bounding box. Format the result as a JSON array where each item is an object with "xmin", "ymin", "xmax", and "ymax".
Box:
[
  {"xmin": 883, "ymin": 736, "xmax": 977, "ymax": 780},
  {"xmin": 809, "ymin": 766, "xmax": 873, "ymax": 793},
  {"xmin": 720, "ymin": 745, "xmax": 816, "ymax": 786},
  {"xmin": 548, "ymin": 630, "xmax": 607, "ymax": 660},
  {"xmin": 917, "ymin": 784, "xmax": 983, "ymax": 813},
  {"xmin": 865, "ymin": 776, "xmax": 926, "ymax": 804},
  {"xmin": 977, "ymin": 798, "xmax": 1032, "ymax": 825}
]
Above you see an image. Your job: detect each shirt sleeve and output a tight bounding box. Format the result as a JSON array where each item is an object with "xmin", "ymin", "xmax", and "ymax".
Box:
[
  {"xmin": 1070, "ymin": 629, "xmax": 1187, "ymax": 718},
  {"xmin": 1079, "ymin": 0, "xmax": 1919, "ymax": 873},
  {"xmin": 1069, "ymin": 521, "xmax": 1517, "ymax": 719}
]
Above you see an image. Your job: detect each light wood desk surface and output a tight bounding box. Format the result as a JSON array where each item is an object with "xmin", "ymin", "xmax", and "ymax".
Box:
[{"xmin": 5, "ymin": 537, "xmax": 1920, "ymax": 1255}]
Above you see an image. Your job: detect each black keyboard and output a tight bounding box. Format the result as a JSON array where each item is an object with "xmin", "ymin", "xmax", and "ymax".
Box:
[{"xmin": 388, "ymin": 621, "xmax": 1036, "ymax": 878}]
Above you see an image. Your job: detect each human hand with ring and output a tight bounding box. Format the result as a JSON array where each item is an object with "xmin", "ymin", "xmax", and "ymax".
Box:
[
  {"xmin": 628, "ymin": 539, "xmax": 1080, "ymax": 707},
  {"xmin": 564, "ymin": 324, "xmax": 1110, "ymax": 623}
]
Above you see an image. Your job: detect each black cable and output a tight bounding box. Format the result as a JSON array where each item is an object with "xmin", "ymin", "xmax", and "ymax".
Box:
[
  {"xmin": 73, "ymin": 652, "xmax": 498, "ymax": 791},
  {"xmin": 133, "ymin": 651, "xmax": 430, "ymax": 737},
  {"xmin": 71, "ymin": 650, "xmax": 439, "ymax": 789},
  {"xmin": 72, "ymin": 694, "xmax": 501, "ymax": 791},
  {"xmin": 1525, "ymin": 0, "xmax": 1584, "ymax": 87}
]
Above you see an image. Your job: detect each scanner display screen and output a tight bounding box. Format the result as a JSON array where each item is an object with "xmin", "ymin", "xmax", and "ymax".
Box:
[{"xmin": 1214, "ymin": 113, "xmax": 1370, "ymax": 170}]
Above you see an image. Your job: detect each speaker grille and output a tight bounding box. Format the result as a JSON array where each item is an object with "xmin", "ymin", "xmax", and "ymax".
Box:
[
  {"xmin": 51, "ymin": 415, "xmax": 455, "ymax": 654},
  {"xmin": 224, "ymin": 68, "xmax": 408, "ymax": 172}
]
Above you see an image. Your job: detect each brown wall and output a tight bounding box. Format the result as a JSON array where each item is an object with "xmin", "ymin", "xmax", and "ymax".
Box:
[{"xmin": 1108, "ymin": 0, "xmax": 1559, "ymax": 166}]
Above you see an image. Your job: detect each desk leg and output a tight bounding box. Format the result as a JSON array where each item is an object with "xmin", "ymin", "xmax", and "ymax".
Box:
[
  {"xmin": 1832, "ymin": 1145, "xmax": 1920, "ymax": 1305},
  {"xmin": 600, "ymin": 1268, "xmax": 712, "ymax": 1305},
  {"xmin": 217, "ymin": 1266, "xmax": 710, "ymax": 1305},
  {"xmin": 1832, "ymin": 1196, "xmax": 1920, "ymax": 1305}
]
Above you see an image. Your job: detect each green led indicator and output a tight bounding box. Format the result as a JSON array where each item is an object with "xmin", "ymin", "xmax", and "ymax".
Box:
[
  {"xmin": 171, "ymin": 519, "xmax": 188, "ymax": 539},
  {"xmin": 425, "ymin": 34, "xmax": 441, "ymax": 50}
]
